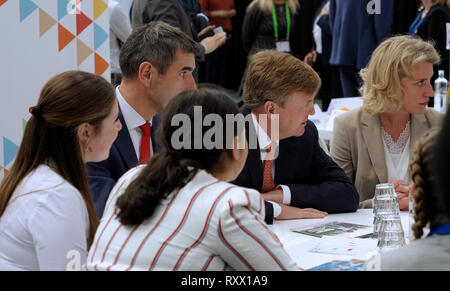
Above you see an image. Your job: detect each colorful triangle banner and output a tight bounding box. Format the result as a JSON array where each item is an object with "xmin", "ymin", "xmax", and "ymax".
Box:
[
  {"xmin": 20, "ymin": 0, "xmax": 38, "ymax": 22},
  {"xmin": 57, "ymin": 0, "xmax": 70, "ymax": 21},
  {"xmin": 0, "ymin": 0, "xmax": 8, "ymax": 7},
  {"xmin": 77, "ymin": 39, "xmax": 93, "ymax": 66},
  {"xmin": 93, "ymin": 0, "xmax": 107, "ymax": 21},
  {"xmin": 3, "ymin": 137, "xmax": 19, "ymax": 167},
  {"xmin": 58, "ymin": 23, "xmax": 76, "ymax": 52},
  {"xmin": 94, "ymin": 22, "xmax": 108, "ymax": 50},
  {"xmin": 39, "ymin": 9, "xmax": 57, "ymax": 37},
  {"xmin": 95, "ymin": 53, "xmax": 109, "ymax": 75},
  {"xmin": 76, "ymin": 11, "xmax": 92, "ymax": 35}
]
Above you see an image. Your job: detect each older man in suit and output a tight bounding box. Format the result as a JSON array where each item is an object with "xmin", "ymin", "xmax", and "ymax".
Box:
[
  {"xmin": 233, "ymin": 50, "xmax": 359, "ymax": 224},
  {"xmin": 87, "ymin": 22, "xmax": 202, "ymax": 216}
]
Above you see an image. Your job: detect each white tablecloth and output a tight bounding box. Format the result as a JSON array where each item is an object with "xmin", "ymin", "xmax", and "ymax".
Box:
[{"xmin": 269, "ymin": 209, "xmax": 410, "ymax": 270}]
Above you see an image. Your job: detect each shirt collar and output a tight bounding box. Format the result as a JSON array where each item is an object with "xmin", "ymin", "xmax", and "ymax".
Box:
[
  {"xmin": 116, "ymin": 86, "xmax": 152, "ymax": 130},
  {"xmin": 251, "ymin": 112, "xmax": 279, "ymax": 151}
]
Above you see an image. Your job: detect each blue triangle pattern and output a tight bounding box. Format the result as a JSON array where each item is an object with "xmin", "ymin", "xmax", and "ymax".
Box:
[
  {"xmin": 3, "ymin": 137, "xmax": 19, "ymax": 167},
  {"xmin": 94, "ymin": 23, "xmax": 109, "ymax": 50},
  {"xmin": 58, "ymin": 0, "xmax": 70, "ymax": 21},
  {"xmin": 19, "ymin": 0, "xmax": 38, "ymax": 22}
]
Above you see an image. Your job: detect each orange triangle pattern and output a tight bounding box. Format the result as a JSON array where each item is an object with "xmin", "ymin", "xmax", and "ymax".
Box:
[
  {"xmin": 0, "ymin": 0, "xmax": 7, "ymax": 7},
  {"xmin": 39, "ymin": 8, "xmax": 56, "ymax": 37},
  {"xmin": 94, "ymin": 53, "xmax": 109, "ymax": 75},
  {"xmin": 58, "ymin": 23, "xmax": 75, "ymax": 52}
]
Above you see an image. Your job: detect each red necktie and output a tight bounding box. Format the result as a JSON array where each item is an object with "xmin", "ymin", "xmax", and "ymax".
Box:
[
  {"xmin": 139, "ymin": 122, "xmax": 151, "ymax": 164},
  {"xmin": 261, "ymin": 144, "xmax": 276, "ymax": 193}
]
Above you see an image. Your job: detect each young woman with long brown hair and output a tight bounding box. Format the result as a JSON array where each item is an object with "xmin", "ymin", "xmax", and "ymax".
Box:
[{"xmin": 0, "ymin": 71, "xmax": 122, "ymax": 270}]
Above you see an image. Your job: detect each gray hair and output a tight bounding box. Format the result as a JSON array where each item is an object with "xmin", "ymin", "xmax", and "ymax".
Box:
[{"xmin": 119, "ymin": 21, "xmax": 202, "ymax": 78}]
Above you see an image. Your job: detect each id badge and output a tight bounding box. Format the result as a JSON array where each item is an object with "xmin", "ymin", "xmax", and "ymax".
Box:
[{"xmin": 276, "ymin": 41, "xmax": 290, "ymax": 53}]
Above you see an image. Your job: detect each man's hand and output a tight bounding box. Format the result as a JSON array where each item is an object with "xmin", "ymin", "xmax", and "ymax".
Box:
[
  {"xmin": 198, "ymin": 25, "xmax": 215, "ymax": 38},
  {"xmin": 201, "ymin": 32, "xmax": 226, "ymax": 54},
  {"xmin": 276, "ymin": 204, "xmax": 328, "ymax": 220},
  {"xmin": 261, "ymin": 189, "xmax": 283, "ymax": 204}
]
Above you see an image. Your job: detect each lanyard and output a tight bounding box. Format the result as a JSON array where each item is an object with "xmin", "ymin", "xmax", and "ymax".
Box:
[
  {"xmin": 409, "ymin": 10, "xmax": 424, "ymax": 35},
  {"xmin": 428, "ymin": 224, "xmax": 450, "ymax": 236},
  {"xmin": 271, "ymin": 2, "xmax": 291, "ymax": 40},
  {"xmin": 179, "ymin": 0, "xmax": 184, "ymax": 7}
]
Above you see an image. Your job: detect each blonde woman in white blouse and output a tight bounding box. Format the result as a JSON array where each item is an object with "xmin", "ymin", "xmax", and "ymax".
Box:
[{"xmin": 330, "ymin": 35, "xmax": 443, "ymax": 209}]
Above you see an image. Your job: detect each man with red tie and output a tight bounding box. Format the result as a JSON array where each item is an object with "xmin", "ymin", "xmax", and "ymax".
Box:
[
  {"xmin": 233, "ymin": 50, "xmax": 359, "ymax": 224},
  {"xmin": 87, "ymin": 22, "xmax": 201, "ymax": 217}
]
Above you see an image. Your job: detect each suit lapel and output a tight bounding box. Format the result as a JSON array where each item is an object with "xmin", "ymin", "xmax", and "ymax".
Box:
[
  {"xmin": 243, "ymin": 107, "xmax": 264, "ymax": 191},
  {"xmin": 151, "ymin": 114, "xmax": 163, "ymax": 154},
  {"xmin": 116, "ymin": 113, "xmax": 139, "ymax": 170},
  {"xmin": 361, "ymin": 111, "xmax": 387, "ymax": 183},
  {"xmin": 410, "ymin": 113, "xmax": 428, "ymax": 151}
]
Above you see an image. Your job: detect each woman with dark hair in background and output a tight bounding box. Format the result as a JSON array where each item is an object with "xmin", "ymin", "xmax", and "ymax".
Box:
[
  {"xmin": 0, "ymin": 71, "xmax": 122, "ymax": 270},
  {"xmin": 87, "ymin": 89, "xmax": 299, "ymax": 271}
]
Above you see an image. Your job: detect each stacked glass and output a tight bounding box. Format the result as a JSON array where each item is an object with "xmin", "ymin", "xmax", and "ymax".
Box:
[{"xmin": 372, "ymin": 184, "xmax": 406, "ymax": 252}]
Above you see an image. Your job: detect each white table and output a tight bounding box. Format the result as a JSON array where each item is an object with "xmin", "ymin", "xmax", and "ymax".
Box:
[{"xmin": 268, "ymin": 209, "xmax": 410, "ymax": 270}]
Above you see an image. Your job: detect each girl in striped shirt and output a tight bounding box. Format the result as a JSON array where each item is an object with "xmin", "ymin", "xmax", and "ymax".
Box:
[{"xmin": 87, "ymin": 88, "xmax": 299, "ymax": 271}]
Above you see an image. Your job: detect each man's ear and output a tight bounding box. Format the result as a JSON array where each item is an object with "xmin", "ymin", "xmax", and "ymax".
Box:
[
  {"xmin": 138, "ymin": 61, "xmax": 157, "ymax": 87},
  {"xmin": 263, "ymin": 101, "xmax": 276, "ymax": 115}
]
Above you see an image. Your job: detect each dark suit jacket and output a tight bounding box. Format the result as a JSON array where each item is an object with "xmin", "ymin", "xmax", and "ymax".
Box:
[
  {"xmin": 233, "ymin": 107, "xmax": 359, "ymax": 224},
  {"xmin": 329, "ymin": 0, "xmax": 393, "ymax": 69},
  {"xmin": 416, "ymin": 4, "xmax": 450, "ymax": 82},
  {"xmin": 86, "ymin": 113, "xmax": 162, "ymax": 217}
]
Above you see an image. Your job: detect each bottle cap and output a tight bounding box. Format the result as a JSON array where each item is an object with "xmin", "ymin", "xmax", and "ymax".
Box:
[{"xmin": 439, "ymin": 70, "xmax": 445, "ymax": 78}]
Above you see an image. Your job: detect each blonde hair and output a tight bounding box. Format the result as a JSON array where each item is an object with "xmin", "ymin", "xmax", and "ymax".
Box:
[
  {"xmin": 243, "ymin": 50, "xmax": 321, "ymax": 109},
  {"xmin": 361, "ymin": 35, "xmax": 440, "ymax": 115},
  {"xmin": 247, "ymin": 0, "xmax": 300, "ymax": 14},
  {"xmin": 409, "ymin": 128, "xmax": 440, "ymax": 239}
]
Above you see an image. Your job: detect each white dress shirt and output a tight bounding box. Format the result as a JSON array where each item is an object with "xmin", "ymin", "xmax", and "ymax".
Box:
[
  {"xmin": 108, "ymin": 0, "xmax": 132, "ymax": 74},
  {"xmin": 116, "ymin": 86, "xmax": 153, "ymax": 160},
  {"xmin": 87, "ymin": 166, "xmax": 299, "ymax": 271},
  {"xmin": 0, "ymin": 165, "xmax": 90, "ymax": 271},
  {"xmin": 250, "ymin": 113, "xmax": 291, "ymax": 218}
]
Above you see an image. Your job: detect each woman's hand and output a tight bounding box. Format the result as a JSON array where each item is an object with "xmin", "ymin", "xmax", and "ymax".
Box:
[{"xmin": 388, "ymin": 180, "xmax": 410, "ymax": 211}]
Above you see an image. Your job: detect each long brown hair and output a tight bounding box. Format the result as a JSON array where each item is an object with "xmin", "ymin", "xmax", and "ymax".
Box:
[
  {"xmin": 116, "ymin": 89, "xmax": 243, "ymax": 226},
  {"xmin": 0, "ymin": 71, "xmax": 116, "ymax": 247},
  {"xmin": 409, "ymin": 128, "xmax": 440, "ymax": 239}
]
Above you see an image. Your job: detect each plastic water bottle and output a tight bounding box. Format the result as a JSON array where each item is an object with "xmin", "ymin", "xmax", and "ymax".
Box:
[{"xmin": 433, "ymin": 70, "xmax": 448, "ymax": 113}]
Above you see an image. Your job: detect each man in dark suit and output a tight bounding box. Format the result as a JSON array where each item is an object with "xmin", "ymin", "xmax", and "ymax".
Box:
[
  {"xmin": 329, "ymin": 0, "xmax": 393, "ymax": 97},
  {"xmin": 233, "ymin": 50, "xmax": 359, "ymax": 224},
  {"xmin": 87, "ymin": 22, "xmax": 202, "ymax": 216}
]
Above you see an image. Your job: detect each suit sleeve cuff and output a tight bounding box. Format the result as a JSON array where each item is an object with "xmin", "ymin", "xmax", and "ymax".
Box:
[
  {"xmin": 267, "ymin": 201, "xmax": 282, "ymax": 218},
  {"xmin": 279, "ymin": 185, "xmax": 291, "ymax": 205}
]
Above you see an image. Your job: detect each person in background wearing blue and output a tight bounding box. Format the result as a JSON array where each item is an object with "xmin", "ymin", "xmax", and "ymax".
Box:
[
  {"xmin": 304, "ymin": 0, "xmax": 342, "ymax": 111},
  {"xmin": 409, "ymin": 0, "xmax": 450, "ymax": 85},
  {"xmin": 329, "ymin": 0, "xmax": 393, "ymax": 97}
]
